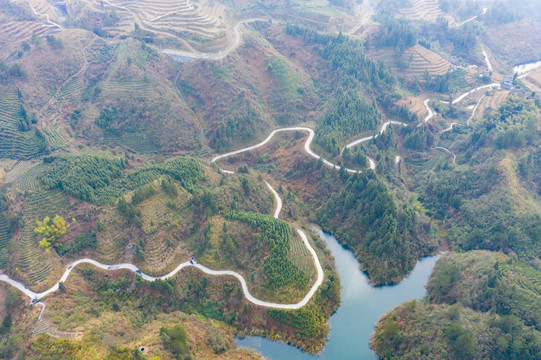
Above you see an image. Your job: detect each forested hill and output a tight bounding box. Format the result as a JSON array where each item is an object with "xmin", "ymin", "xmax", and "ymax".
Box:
[
  {"xmin": 372, "ymin": 251, "xmax": 541, "ymax": 360},
  {"xmin": 284, "ymin": 24, "xmax": 397, "ymax": 156}
]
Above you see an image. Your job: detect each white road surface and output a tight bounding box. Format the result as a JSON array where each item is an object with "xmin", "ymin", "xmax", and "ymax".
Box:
[
  {"xmin": 0, "ymin": 184, "xmax": 323, "ymax": 311},
  {"xmin": 211, "ymin": 127, "xmax": 374, "ymax": 173}
]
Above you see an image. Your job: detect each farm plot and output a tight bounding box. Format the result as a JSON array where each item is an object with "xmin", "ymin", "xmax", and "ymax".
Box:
[
  {"xmin": 15, "ymin": 189, "xmax": 71, "ymax": 288},
  {"xmin": 398, "ymin": 0, "xmax": 454, "ymax": 25},
  {"xmin": 287, "ymin": 230, "xmax": 316, "ymax": 281},
  {"xmin": 0, "ymin": 93, "xmax": 47, "ymax": 160},
  {"xmin": 521, "ymin": 67, "xmax": 541, "ymax": 94},
  {"xmin": 93, "ymin": 0, "xmax": 227, "ymax": 43},
  {"xmin": 473, "ymin": 90, "xmax": 509, "ymax": 122},
  {"xmin": 101, "ymin": 79, "xmax": 153, "ymax": 98},
  {"xmin": 397, "ymin": 96, "xmax": 429, "ymax": 119},
  {"xmin": 403, "ymin": 45, "xmax": 454, "ymax": 77},
  {"xmin": 0, "ymin": 21, "xmax": 51, "ymax": 60},
  {"xmin": 0, "ymin": 215, "xmax": 11, "ymax": 269},
  {"xmin": 3, "ymin": 161, "xmax": 35, "ymax": 184},
  {"xmin": 11, "ymin": 163, "xmax": 46, "ymax": 192},
  {"xmin": 104, "ymin": 133, "xmax": 158, "ymax": 154},
  {"xmin": 422, "ymin": 151, "xmax": 447, "ymax": 171},
  {"xmin": 41, "ymin": 75, "xmax": 83, "ymax": 121},
  {"xmin": 446, "ymin": 69, "xmax": 470, "ymax": 92}
]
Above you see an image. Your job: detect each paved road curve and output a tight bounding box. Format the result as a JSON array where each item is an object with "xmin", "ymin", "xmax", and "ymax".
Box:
[
  {"xmin": 211, "ymin": 127, "xmax": 375, "ymax": 173},
  {"xmin": 0, "ymin": 183, "xmax": 323, "ymax": 310}
]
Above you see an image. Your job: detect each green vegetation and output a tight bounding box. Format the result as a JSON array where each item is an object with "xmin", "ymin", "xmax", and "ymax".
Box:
[
  {"xmin": 225, "ymin": 211, "xmax": 308, "ymax": 289},
  {"xmin": 45, "ymin": 35, "xmax": 63, "ymax": 50},
  {"xmin": 419, "ymin": 20, "xmax": 478, "ymax": 60},
  {"xmin": 439, "ymin": 0, "xmax": 481, "ymax": 21},
  {"xmin": 412, "ymin": 96, "xmax": 540, "ymax": 263},
  {"xmin": 56, "ymin": 232, "xmax": 97, "ymax": 256},
  {"xmin": 0, "ymin": 61, "xmax": 26, "ymax": 83},
  {"xmin": 486, "ymin": 96, "xmax": 538, "ymax": 149},
  {"xmin": 428, "ymin": 251, "xmax": 541, "ymax": 330},
  {"xmin": 284, "ymin": 25, "xmax": 395, "ymax": 154},
  {"xmin": 424, "ymin": 70, "xmax": 470, "ymax": 93},
  {"xmin": 160, "ymin": 325, "xmax": 192, "ymax": 360},
  {"xmin": 484, "ymin": 1, "xmax": 523, "ymax": 26},
  {"xmin": 372, "ymin": 251, "xmax": 541, "ymax": 360},
  {"xmin": 266, "ymin": 55, "xmax": 305, "ymax": 117},
  {"xmin": 375, "ymin": 14, "xmax": 417, "ymax": 50},
  {"xmin": 39, "ymin": 155, "xmax": 124, "ymax": 202},
  {"xmin": 39, "ymin": 155, "xmax": 205, "ymax": 203},
  {"xmin": 317, "ymin": 170, "xmax": 429, "ymax": 284}
]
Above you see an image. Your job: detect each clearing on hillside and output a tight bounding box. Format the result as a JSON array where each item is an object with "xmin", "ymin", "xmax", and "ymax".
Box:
[
  {"xmin": 397, "ymin": 0, "xmax": 454, "ymax": 25},
  {"xmin": 82, "ymin": 0, "xmax": 228, "ymax": 50},
  {"xmin": 520, "ymin": 67, "xmax": 541, "ymax": 94},
  {"xmin": 374, "ymin": 44, "xmax": 453, "ymax": 79},
  {"xmin": 397, "ymin": 96, "xmax": 429, "ymax": 118},
  {"xmin": 473, "ymin": 89, "xmax": 509, "ymax": 122}
]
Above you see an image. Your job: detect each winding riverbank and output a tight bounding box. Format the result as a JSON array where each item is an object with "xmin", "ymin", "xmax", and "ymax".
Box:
[{"xmin": 238, "ymin": 230, "xmax": 440, "ymax": 360}]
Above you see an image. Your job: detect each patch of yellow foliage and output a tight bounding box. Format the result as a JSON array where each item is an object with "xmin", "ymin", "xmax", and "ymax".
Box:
[{"xmin": 35, "ymin": 215, "xmax": 70, "ymax": 249}]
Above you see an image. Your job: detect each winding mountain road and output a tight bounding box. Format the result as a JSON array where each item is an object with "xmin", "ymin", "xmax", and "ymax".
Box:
[
  {"xmin": 0, "ymin": 183, "xmax": 323, "ymax": 311},
  {"xmin": 28, "ymin": 2, "xmax": 63, "ymax": 30},
  {"xmin": 211, "ymin": 127, "xmax": 375, "ymax": 173},
  {"xmin": 452, "ymin": 83, "xmax": 500, "ymax": 105},
  {"xmin": 162, "ymin": 18, "xmax": 267, "ymax": 60}
]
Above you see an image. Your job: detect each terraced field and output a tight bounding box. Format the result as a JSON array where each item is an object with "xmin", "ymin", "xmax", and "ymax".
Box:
[
  {"xmin": 397, "ymin": 96, "xmax": 429, "ymax": 118},
  {"xmin": 16, "ymin": 189, "xmax": 70, "ymax": 289},
  {"xmin": 403, "ymin": 45, "xmax": 454, "ymax": 77},
  {"xmin": 101, "ymin": 79, "xmax": 153, "ymax": 98},
  {"xmin": 500, "ymin": 261, "xmax": 541, "ymax": 297},
  {"xmin": 104, "ymin": 133, "xmax": 158, "ymax": 153},
  {"xmin": 374, "ymin": 45, "xmax": 454, "ymax": 80},
  {"xmin": 3, "ymin": 161, "xmax": 35, "ymax": 184},
  {"xmin": 42, "ymin": 128, "xmax": 68, "ymax": 151},
  {"xmin": 398, "ymin": 0, "xmax": 454, "ymax": 25},
  {"xmin": 473, "ymin": 90, "xmax": 509, "ymax": 121},
  {"xmin": 33, "ymin": 317, "xmax": 82, "ymax": 340},
  {"xmin": 520, "ymin": 67, "xmax": 541, "ymax": 94},
  {"xmin": 0, "ymin": 21, "xmax": 51, "ymax": 60},
  {"xmin": 0, "ymin": 215, "xmax": 11, "ymax": 269},
  {"xmin": 288, "ymin": 229, "xmax": 316, "ymax": 281},
  {"xmin": 0, "ymin": 93, "xmax": 47, "ymax": 160},
  {"xmin": 423, "ymin": 150, "xmax": 446, "ymax": 170},
  {"xmin": 41, "ymin": 75, "xmax": 83, "ymax": 122},
  {"xmin": 28, "ymin": 0, "xmax": 61, "ymax": 24},
  {"xmin": 143, "ymin": 234, "xmax": 178, "ymax": 274},
  {"xmin": 93, "ymin": 0, "xmax": 227, "ymax": 44},
  {"xmin": 11, "ymin": 163, "xmax": 46, "ymax": 192}
]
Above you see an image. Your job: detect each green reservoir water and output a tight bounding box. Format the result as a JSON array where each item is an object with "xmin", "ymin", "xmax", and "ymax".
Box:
[{"xmin": 237, "ymin": 228, "xmax": 440, "ymax": 359}]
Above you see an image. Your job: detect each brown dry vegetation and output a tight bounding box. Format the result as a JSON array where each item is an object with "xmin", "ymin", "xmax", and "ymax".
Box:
[
  {"xmin": 4, "ymin": 29, "xmax": 202, "ymax": 153},
  {"xmin": 398, "ymin": 0, "xmax": 455, "ymax": 25},
  {"xmin": 484, "ymin": 19, "xmax": 541, "ymax": 66},
  {"xmin": 521, "ymin": 66, "xmax": 541, "ymax": 94},
  {"xmin": 67, "ymin": 0, "xmax": 229, "ymax": 51},
  {"xmin": 474, "ymin": 90, "xmax": 510, "ymax": 122},
  {"xmin": 178, "ymin": 28, "xmax": 319, "ymax": 151},
  {"xmin": 397, "ymin": 96, "xmax": 429, "ymax": 118},
  {"xmin": 372, "ymin": 44, "xmax": 453, "ymax": 80}
]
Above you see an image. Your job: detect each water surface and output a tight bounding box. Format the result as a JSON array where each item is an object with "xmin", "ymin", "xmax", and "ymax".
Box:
[
  {"xmin": 514, "ymin": 60, "xmax": 541, "ymax": 75},
  {"xmin": 237, "ymin": 228, "xmax": 439, "ymax": 359}
]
